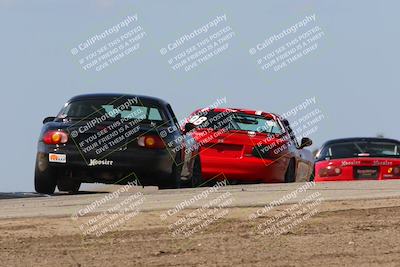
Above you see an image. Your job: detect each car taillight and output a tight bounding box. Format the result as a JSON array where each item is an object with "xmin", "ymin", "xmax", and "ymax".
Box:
[
  {"xmin": 319, "ymin": 166, "xmax": 342, "ymax": 177},
  {"xmin": 43, "ymin": 130, "xmax": 68, "ymax": 145},
  {"xmin": 137, "ymin": 135, "xmax": 166, "ymax": 149},
  {"xmin": 388, "ymin": 166, "xmax": 400, "ymax": 177}
]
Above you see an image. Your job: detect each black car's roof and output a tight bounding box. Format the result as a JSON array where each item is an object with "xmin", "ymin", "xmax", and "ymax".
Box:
[
  {"xmin": 67, "ymin": 93, "xmax": 169, "ymax": 106},
  {"xmin": 323, "ymin": 137, "xmax": 400, "ymax": 146}
]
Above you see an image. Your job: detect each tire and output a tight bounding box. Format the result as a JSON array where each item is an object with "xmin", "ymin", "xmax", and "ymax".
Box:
[
  {"xmin": 34, "ymin": 165, "xmax": 57, "ymax": 194},
  {"xmin": 190, "ymin": 156, "xmax": 203, "ymax": 188},
  {"xmin": 158, "ymin": 155, "xmax": 182, "ymax": 189},
  {"xmin": 284, "ymin": 159, "xmax": 296, "ymax": 183},
  {"xmin": 309, "ymin": 167, "xmax": 315, "ymax": 182},
  {"xmin": 57, "ymin": 178, "xmax": 81, "ymax": 193}
]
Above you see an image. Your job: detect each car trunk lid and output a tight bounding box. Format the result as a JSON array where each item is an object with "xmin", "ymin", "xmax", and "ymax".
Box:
[{"xmin": 193, "ymin": 129, "xmax": 284, "ymax": 159}]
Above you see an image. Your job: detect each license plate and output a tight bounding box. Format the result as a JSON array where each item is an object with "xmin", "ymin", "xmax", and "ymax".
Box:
[{"xmin": 354, "ymin": 167, "xmax": 379, "ymax": 179}]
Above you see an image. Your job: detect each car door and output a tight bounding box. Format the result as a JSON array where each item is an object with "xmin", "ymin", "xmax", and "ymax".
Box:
[
  {"xmin": 165, "ymin": 104, "xmax": 197, "ymax": 178},
  {"xmin": 281, "ymin": 119, "xmax": 313, "ymax": 182}
]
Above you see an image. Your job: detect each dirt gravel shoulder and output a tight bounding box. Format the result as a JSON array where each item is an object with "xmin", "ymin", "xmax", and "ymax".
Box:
[{"xmin": 2, "ymin": 198, "xmax": 400, "ymax": 266}]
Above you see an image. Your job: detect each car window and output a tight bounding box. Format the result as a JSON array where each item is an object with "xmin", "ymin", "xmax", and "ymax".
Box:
[
  {"xmin": 57, "ymin": 99, "xmax": 165, "ymax": 123},
  {"xmin": 190, "ymin": 111, "xmax": 283, "ymax": 134},
  {"xmin": 320, "ymin": 141, "xmax": 400, "ymax": 159},
  {"xmin": 233, "ymin": 115, "xmax": 282, "ymax": 134},
  {"xmin": 148, "ymin": 108, "xmax": 162, "ymax": 121}
]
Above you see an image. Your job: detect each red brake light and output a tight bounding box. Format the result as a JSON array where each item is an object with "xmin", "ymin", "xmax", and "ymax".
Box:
[
  {"xmin": 43, "ymin": 130, "xmax": 68, "ymax": 145},
  {"xmin": 394, "ymin": 167, "xmax": 400, "ymax": 176},
  {"xmin": 388, "ymin": 166, "xmax": 400, "ymax": 177},
  {"xmin": 137, "ymin": 135, "xmax": 166, "ymax": 149},
  {"xmin": 319, "ymin": 166, "xmax": 342, "ymax": 177},
  {"xmin": 243, "ymin": 146, "xmax": 254, "ymax": 157}
]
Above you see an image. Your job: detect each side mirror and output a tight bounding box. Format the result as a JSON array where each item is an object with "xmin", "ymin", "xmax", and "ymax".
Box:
[
  {"xmin": 281, "ymin": 119, "xmax": 290, "ymax": 126},
  {"xmin": 183, "ymin": 123, "xmax": 196, "ymax": 134},
  {"xmin": 299, "ymin": 137, "xmax": 313, "ymax": 149},
  {"xmin": 43, "ymin": 116, "xmax": 56, "ymax": 124}
]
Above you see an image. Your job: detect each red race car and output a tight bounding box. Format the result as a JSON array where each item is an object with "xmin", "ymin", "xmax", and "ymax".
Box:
[
  {"xmin": 183, "ymin": 108, "xmax": 314, "ymax": 184},
  {"xmin": 313, "ymin": 138, "xmax": 400, "ymax": 182}
]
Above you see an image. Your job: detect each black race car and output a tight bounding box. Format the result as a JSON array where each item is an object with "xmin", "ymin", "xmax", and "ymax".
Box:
[{"xmin": 34, "ymin": 93, "xmax": 201, "ymax": 194}]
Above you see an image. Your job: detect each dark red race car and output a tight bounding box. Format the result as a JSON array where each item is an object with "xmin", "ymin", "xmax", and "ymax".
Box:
[
  {"xmin": 183, "ymin": 108, "xmax": 314, "ymax": 184},
  {"xmin": 313, "ymin": 137, "xmax": 400, "ymax": 182}
]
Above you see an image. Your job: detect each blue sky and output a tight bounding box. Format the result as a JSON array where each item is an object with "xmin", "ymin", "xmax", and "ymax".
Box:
[{"xmin": 0, "ymin": 0, "xmax": 398, "ymax": 192}]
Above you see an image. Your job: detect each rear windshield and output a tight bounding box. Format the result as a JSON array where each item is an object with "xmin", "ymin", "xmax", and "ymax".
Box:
[
  {"xmin": 319, "ymin": 141, "xmax": 400, "ymax": 159},
  {"xmin": 57, "ymin": 98, "xmax": 166, "ymax": 124},
  {"xmin": 190, "ymin": 111, "xmax": 283, "ymax": 134}
]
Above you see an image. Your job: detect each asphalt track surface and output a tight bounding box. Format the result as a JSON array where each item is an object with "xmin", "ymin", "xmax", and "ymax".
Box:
[{"xmin": 2, "ymin": 180, "xmax": 400, "ymax": 219}]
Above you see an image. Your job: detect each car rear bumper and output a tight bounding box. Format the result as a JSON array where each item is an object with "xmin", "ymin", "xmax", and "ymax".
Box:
[
  {"xmin": 201, "ymin": 156, "xmax": 287, "ymax": 183},
  {"xmin": 36, "ymin": 144, "xmax": 176, "ymax": 184},
  {"xmin": 314, "ymin": 176, "xmax": 400, "ymax": 182},
  {"xmin": 314, "ymin": 158, "xmax": 400, "ymax": 182}
]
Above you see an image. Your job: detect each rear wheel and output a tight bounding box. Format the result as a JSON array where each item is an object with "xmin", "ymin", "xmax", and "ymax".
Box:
[
  {"xmin": 190, "ymin": 157, "xmax": 203, "ymax": 188},
  {"xmin": 158, "ymin": 155, "xmax": 182, "ymax": 189},
  {"xmin": 309, "ymin": 167, "xmax": 315, "ymax": 182},
  {"xmin": 284, "ymin": 159, "xmax": 296, "ymax": 183},
  {"xmin": 57, "ymin": 178, "xmax": 81, "ymax": 193},
  {"xmin": 34, "ymin": 165, "xmax": 57, "ymax": 194}
]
